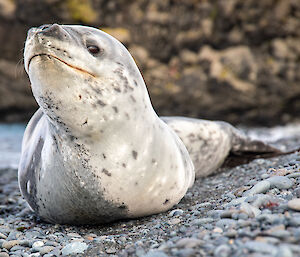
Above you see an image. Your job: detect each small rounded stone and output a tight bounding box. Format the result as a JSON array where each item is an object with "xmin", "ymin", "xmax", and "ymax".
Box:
[{"xmin": 288, "ymin": 198, "xmax": 300, "ymax": 211}]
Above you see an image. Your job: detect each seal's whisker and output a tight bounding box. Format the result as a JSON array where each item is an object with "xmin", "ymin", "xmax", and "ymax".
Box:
[{"xmin": 15, "ymin": 57, "xmax": 25, "ymax": 77}]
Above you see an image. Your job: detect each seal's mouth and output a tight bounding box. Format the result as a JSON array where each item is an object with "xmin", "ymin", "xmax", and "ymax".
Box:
[{"xmin": 28, "ymin": 54, "xmax": 96, "ymax": 77}]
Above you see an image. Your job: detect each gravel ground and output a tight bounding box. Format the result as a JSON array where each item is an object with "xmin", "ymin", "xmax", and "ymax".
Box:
[{"xmin": 1, "ymin": 126, "xmax": 300, "ymax": 257}]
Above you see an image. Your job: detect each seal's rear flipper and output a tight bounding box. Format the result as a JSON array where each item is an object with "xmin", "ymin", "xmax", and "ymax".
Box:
[
  {"xmin": 162, "ymin": 116, "xmax": 299, "ymax": 178},
  {"xmin": 222, "ymin": 123, "xmax": 299, "ymax": 168}
]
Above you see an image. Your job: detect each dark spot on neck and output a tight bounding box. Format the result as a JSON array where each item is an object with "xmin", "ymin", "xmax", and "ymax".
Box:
[
  {"xmin": 130, "ymin": 95, "xmax": 136, "ymax": 103},
  {"xmin": 112, "ymin": 106, "xmax": 119, "ymax": 113},
  {"xmin": 132, "ymin": 150, "xmax": 138, "ymax": 160},
  {"xmin": 102, "ymin": 168, "xmax": 112, "ymax": 177},
  {"xmin": 97, "ymin": 100, "xmax": 106, "ymax": 107}
]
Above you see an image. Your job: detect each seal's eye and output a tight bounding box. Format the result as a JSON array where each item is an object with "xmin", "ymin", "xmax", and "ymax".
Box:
[{"xmin": 87, "ymin": 45, "xmax": 100, "ymax": 55}]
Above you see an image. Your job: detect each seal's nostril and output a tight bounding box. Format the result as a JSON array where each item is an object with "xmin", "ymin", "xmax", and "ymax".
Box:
[{"xmin": 39, "ymin": 24, "xmax": 51, "ymax": 31}]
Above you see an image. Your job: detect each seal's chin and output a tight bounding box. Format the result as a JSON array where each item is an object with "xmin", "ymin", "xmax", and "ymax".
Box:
[{"xmin": 28, "ymin": 54, "xmax": 96, "ymax": 78}]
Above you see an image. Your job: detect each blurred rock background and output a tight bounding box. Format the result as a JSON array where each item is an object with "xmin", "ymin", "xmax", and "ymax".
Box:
[{"xmin": 0, "ymin": 0, "xmax": 299, "ymax": 125}]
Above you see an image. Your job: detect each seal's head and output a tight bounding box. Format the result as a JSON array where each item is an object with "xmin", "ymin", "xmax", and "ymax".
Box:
[{"xmin": 24, "ymin": 24, "xmax": 150, "ymax": 137}]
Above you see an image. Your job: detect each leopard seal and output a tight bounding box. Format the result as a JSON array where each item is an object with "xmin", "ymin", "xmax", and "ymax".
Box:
[{"xmin": 19, "ymin": 24, "xmax": 280, "ymax": 225}]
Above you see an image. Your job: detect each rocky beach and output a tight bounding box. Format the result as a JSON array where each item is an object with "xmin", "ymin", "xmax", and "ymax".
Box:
[{"xmin": 1, "ymin": 124, "xmax": 300, "ymax": 256}]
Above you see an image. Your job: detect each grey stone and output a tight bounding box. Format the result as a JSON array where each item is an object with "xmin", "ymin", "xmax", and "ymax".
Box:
[
  {"xmin": 9, "ymin": 245, "xmax": 25, "ymax": 252},
  {"xmin": 243, "ymin": 181, "xmax": 271, "ymax": 196},
  {"xmin": 256, "ymin": 213, "xmax": 278, "ymax": 224},
  {"xmin": 267, "ymin": 176, "xmax": 293, "ymax": 189},
  {"xmin": 32, "ymin": 241, "xmax": 44, "ymax": 248},
  {"xmin": 275, "ymin": 245, "xmax": 293, "ymax": 257},
  {"xmin": 38, "ymin": 246, "xmax": 55, "ymax": 255},
  {"xmin": 176, "ymin": 238, "xmax": 203, "ymax": 248},
  {"xmin": 216, "ymin": 219, "xmax": 237, "ymax": 229},
  {"xmin": 244, "ymin": 241, "xmax": 277, "ymax": 255},
  {"xmin": 6, "ymin": 231, "xmax": 21, "ymax": 241},
  {"xmin": 168, "ymin": 209, "xmax": 184, "ymax": 217},
  {"xmin": 61, "ymin": 242, "xmax": 88, "ymax": 256},
  {"xmin": 141, "ymin": 251, "xmax": 169, "ymax": 257},
  {"xmin": 261, "ymin": 174, "xmax": 270, "ymax": 179},
  {"xmin": 191, "ymin": 218, "xmax": 214, "ymax": 225},
  {"xmin": 251, "ymin": 194, "xmax": 273, "ymax": 208},
  {"xmin": 287, "ymin": 172, "xmax": 300, "ymax": 178},
  {"xmin": 240, "ymin": 202, "xmax": 261, "ymax": 217},
  {"xmin": 213, "ymin": 244, "xmax": 231, "ymax": 257},
  {"xmin": 227, "ymin": 197, "xmax": 247, "ymax": 206}
]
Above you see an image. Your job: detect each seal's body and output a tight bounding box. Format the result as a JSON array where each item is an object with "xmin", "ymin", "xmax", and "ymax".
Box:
[{"xmin": 19, "ymin": 24, "xmax": 279, "ymax": 224}]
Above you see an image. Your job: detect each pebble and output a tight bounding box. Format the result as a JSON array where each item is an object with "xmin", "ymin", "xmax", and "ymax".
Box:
[
  {"xmin": 106, "ymin": 247, "xmax": 117, "ymax": 254},
  {"xmin": 168, "ymin": 209, "xmax": 184, "ymax": 217},
  {"xmin": 39, "ymin": 246, "xmax": 55, "ymax": 255},
  {"xmin": 0, "ymin": 253, "xmax": 9, "ymax": 257},
  {"xmin": 142, "ymin": 251, "xmax": 169, "ymax": 257},
  {"xmin": 251, "ymin": 194, "xmax": 273, "ymax": 208},
  {"xmin": 261, "ymin": 174, "xmax": 270, "ymax": 179},
  {"xmin": 168, "ymin": 218, "xmax": 181, "ymax": 225},
  {"xmin": 67, "ymin": 232, "xmax": 81, "ymax": 238},
  {"xmin": 276, "ymin": 245, "xmax": 293, "ymax": 257},
  {"xmin": 216, "ymin": 219, "xmax": 236, "ymax": 229},
  {"xmin": 294, "ymin": 188, "xmax": 300, "ymax": 198},
  {"xmin": 244, "ymin": 241, "xmax": 277, "ymax": 255},
  {"xmin": 176, "ymin": 238, "xmax": 203, "ymax": 248},
  {"xmin": 32, "ymin": 241, "xmax": 44, "ymax": 248},
  {"xmin": 243, "ymin": 181, "xmax": 270, "ymax": 196},
  {"xmin": 191, "ymin": 218, "xmax": 214, "ymax": 225},
  {"xmin": 213, "ymin": 244, "xmax": 231, "ymax": 257},
  {"xmin": 240, "ymin": 202, "xmax": 261, "ymax": 217},
  {"xmin": 267, "ymin": 176, "xmax": 293, "ymax": 189},
  {"xmin": 2, "ymin": 240, "xmax": 20, "ymax": 250},
  {"xmin": 288, "ymin": 198, "xmax": 300, "ymax": 211},
  {"xmin": 61, "ymin": 242, "xmax": 88, "ymax": 255}
]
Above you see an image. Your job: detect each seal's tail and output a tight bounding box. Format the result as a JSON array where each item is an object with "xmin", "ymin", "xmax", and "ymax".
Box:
[
  {"xmin": 222, "ymin": 122, "xmax": 300, "ymax": 167},
  {"xmin": 162, "ymin": 116, "xmax": 299, "ymax": 178}
]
